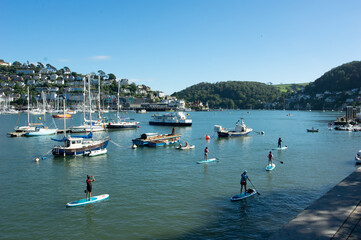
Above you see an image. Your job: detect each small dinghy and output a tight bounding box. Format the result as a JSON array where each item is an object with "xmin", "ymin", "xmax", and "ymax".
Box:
[
  {"xmin": 88, "ymin": 148, "xmax": 107, "ymax": 157},
  {"xmin": 176, "ymin": 144, "xmax": 195, "ymax": 150},
  {"xmin": 230, "ymin": 189, "xmax": 257, "ymax": 201}
]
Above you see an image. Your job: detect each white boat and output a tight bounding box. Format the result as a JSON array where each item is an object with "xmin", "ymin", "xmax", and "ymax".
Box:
[
  {"xmin": 69, "ymin": 76, "xmax": 105, "ymax": 133},
  {"xmin": 25, "ymin": 127, "xmax": 57, "ymax": 136},
  {"xmin": 88, "ymin": 148, "xmax": 107, "ymax": 157},
  {"xmin": 106, "ymin": 81, "xmax": 139, "ymax": 129},
  {"xmin": 149, "ymin": 112, "xmax": 192, "ymax": 126},
  {"xmin": 52, "ymin": 76, "xmax": 110, "ymax": 157},
  {"xmin": 215, "ymin": 118, "xmax": 253, "ymax": 137},
  {"xmin": 14, "ymin": 88, "xmax": 57, "ymax": 135},
  {"xmin": 176, "ymin": 144, "xmax": 195, "ymax": 150}
]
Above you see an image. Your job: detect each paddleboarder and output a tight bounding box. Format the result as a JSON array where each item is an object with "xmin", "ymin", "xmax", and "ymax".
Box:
[
  {"xmin": 86, "ymin": 175, "xmax": 95, "ymax": 201},
  {"xmin": 240, "ymin": 170, "xmax": 250, "ymax": 196},
  {"xmin": 278, "ymin": 137, "xmax": 282, "ymax": 148},
  {"xmin": 204, "ymin": 147, "xmax": 209, "ymax": 161},
  {"xmin": 268, "ymin": 151, "xmax": 273, "ymax": 166}
]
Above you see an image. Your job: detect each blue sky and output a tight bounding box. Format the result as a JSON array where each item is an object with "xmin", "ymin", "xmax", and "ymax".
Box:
[{"xmin": 1, "ymin": 0, "xmax": 361, "ymax": 95}]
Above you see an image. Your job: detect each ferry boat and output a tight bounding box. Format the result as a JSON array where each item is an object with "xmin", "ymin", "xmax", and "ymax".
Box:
[
  {"xmin": 149, "ymin": 112, "xmax": 192, "ymax": 126},
  {"xmin": 132, "ymin": 128, "xmax": 181, "ymax": 146},
  {"xmin": 214, "ymin": 118, "xmax": 253, "ymax": 137}
]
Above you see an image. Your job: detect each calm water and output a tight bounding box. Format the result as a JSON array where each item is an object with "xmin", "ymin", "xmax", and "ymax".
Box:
[{"xmin": 0, "ymin": 110, "xmax": 359, "ymax": 239}]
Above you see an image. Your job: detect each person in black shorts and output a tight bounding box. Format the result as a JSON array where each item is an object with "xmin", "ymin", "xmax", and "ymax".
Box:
[{"xmin": 86, "ymin": 175, "xmax": 95, "ymax": 201}]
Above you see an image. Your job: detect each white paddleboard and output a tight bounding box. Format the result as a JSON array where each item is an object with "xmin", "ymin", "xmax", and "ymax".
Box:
[
  {"xmin": 66, "ymin": 194, "xmax": 109, "ymax": 207},
  {"xmin": 197, "ymin": 158, "xmax": 217, "ymax": 164},
  {"xmin": 272, "ymin": 146, "xmax": 288, "ymax": 150},
  {"xmin": 266, "ymin": 163, "xmax": 276, "ymax": 171},
  {"xmin": 230, "ymin": 189, "xmax": 257, "ymax": 201}
]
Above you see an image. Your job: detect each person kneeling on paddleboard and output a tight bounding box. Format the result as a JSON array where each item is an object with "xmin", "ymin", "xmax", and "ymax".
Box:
[
  {"xmin": 86, "ymin": 175, "xmax": 95, "ymax": 201},
  {"xmin": 240, "ymin": 170, "xmax": 250, "ymax": 196}
]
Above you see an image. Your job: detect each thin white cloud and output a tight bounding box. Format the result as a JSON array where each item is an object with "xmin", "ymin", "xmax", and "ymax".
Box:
[{"xmin": 90, "ymin": 55, "xmax": 111, "ymax": 61}]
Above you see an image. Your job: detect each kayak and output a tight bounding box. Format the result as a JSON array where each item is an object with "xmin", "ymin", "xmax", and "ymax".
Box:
[
  {"xmin": 266, "ymin": 163, "xmax": 276, "ymax": 171},
  {"xmin": 66, "ymin": 194, "xmax": 109, "ymax": 207},
  {"xmin": 197, "ymin": 158, "xmax": 217, "ymax": 164},
  {"xmin": 272, "ymin": 146, "xmax": 288, "ymax": 150},
  {"xmin": 176, "ymin": 145, "xmax": 195, "ymax": 150},
  {"xmin": 230, "ymin": 189, "xmax": 257, "ymax": 201}
]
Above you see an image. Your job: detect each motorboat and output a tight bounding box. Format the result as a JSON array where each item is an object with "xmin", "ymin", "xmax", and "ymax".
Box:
[
  {"xmin": 149, "ymin": 112, "xmax": 192, "ymax": 126},
  {"xmin": 214, "ymin": 118, "xmax": 253, "ymax": 137},
  {"xmin": 132, "ymin": 128, "xmax": 181, "ymax": 146},
  {"xmin": 307, "ymin": 128, "xmax": 319, "ymax": 132}
]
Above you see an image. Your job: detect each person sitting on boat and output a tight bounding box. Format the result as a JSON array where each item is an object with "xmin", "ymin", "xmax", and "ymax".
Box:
[
  {"xmin": 185, "ymin": 141, "xmax": 189, "ymax": 147},
  {"xmin": 240, "ymin": 170, "xmax": 250, "ymax": 196},
  {"xmin": 86, "ymin": 175, "xmax": 95, "ymax": 201},
  {"xmin": 204, "ymin": 147, "xmax": 209, "ymax": 160},
  {"xmin": 268, "ymin": 151, "xmax": 273, "ymax": 166},
  {"xmin": 278, "ymin": 138, "xmax": 282, "ymax": 148}
]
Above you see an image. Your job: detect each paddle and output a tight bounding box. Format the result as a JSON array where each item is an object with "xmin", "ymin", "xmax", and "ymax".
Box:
[
  {"xmin": 274, "ymin": 159, "xmax": 284, "ymax": 164},
  {"xmin": 248, "ymin": 179, "xmax": 260, "ymax": 195}
]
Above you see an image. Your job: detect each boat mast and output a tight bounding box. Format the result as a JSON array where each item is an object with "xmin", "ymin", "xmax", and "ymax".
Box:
[
  {"xmin": 98, "ymin": 75, "xmax": 101, "ymax": 119},
  {"xmin": 88, "ymin": 75, "xmax": 93, "ymax": 133},
  {"xmin": 63, "ymin": 96, "xmax": 66, "ymax": 138},
  {"xmin": 117, "ymin": 80, "xmax": 120, "ymax": 121},
  {"xmin": 27, "ymin": 87, "xmax": 30, "ymax": 126},
  {"xmin": 83, "ymin": 76, "xmax": 86, "ymax": 123}
]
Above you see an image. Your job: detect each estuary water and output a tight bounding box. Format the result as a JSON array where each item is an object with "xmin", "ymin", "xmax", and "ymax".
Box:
[{"xmin": 0, "ymin": 110, "xmax": 359, "ymax": 240}]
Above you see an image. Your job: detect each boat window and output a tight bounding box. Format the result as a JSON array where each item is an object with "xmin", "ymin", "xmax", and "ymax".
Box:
[
  {"xmin": 77, "ymin": 140, "xmax": 81, "ymax": 144},
  {"xmin": 72, "ymin": 141, "xmax": 76, "ymax": 144},
  {"xmin": 66, "ymin": 140, "xmax": 70, "ymax": 147}
]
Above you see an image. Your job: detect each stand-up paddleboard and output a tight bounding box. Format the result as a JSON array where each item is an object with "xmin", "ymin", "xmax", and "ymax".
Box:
[
  {"xmin": 66, "ymin": 194, "xmax": 109, "ymax": 207},
  {"xmin": 272, "ymin": 146, "xmax": 288, "ymax": 150},
  {"xmin": 230, "ymin": 189, "xmax": 257, "ymax": 201},
  {"xmin": 197, "ymin": 158, "xmax": 217, "ymax": 164},
  {"xmin": 266, "ymin": 163, "xmax": 275, "ymax": 171}
]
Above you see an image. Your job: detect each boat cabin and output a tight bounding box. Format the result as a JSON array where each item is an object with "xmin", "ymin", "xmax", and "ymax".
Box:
[{"xmin": 65, "ymin": 137, "xmax": 83, "ymax": 148}]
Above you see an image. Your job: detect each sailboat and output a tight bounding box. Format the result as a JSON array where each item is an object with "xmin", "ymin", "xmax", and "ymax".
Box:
[
  {"xmin": 69, "ymin": 76, "xmax": 105, "ymax": 133},
  {"xmin": 13, "ymin": 88, "xmax": 57, "ymax": 136},
  {"xmin": 52, "ymin": 77, "xmax": 110, "ymax": 156},
  {"xmin": 106, "ymin": 80, "xmax": 139, "ymax": 129}
]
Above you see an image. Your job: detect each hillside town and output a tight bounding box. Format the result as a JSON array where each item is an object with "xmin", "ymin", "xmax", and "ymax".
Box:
[{"xmin": 0, "ymin": 60, "xmax": 210, "ymax": 112}]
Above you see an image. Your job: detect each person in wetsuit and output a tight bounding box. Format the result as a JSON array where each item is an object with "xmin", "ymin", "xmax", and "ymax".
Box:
[
  {"xmin": 278, "ymin": 137, "xmax": 282, "ymax": 148},
  {"xmin": 86, "ymin": 175, "xmax": 95, "ymax": 201},
  {"xmin": 240, "ymin": 170, "xmax": 250, "ymax": 196}
]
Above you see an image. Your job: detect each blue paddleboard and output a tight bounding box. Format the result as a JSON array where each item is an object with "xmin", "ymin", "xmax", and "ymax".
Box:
[
  {"xmin": 66, "ymin": 194, "xmax": 109, "ymax": 207},
  {"xmin": 230, "ymin": 189, "xmax": 257, "ymax": 201},
  {"xmin": 266, "ymin": 163, "xmax": 276, "ymax": 171},
  {"xmin": 197, "ymin": 158, "xmax": 217, "ymax": 164}
]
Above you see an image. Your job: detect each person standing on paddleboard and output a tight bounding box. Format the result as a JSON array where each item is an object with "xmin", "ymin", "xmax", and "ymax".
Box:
[
  {"xmin": 204, "ymin": 147, "xmax": 209, "ymax": 161},
  {"xmin": 278, "ymin": 137, "xmax": 282, "ymax": 148},
  {"xmin": 268, "ymin": 151, "xmax": 273, "ymax": 166},
  {"xmin": 86, "ymin": 175, "xmax": 95, "ymax": 201},
  {"xmin": 240, "ymin": 170, "xmax": 250, "ymax": 196}
]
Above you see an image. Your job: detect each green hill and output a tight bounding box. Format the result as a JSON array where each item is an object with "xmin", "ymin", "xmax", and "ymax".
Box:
[
  {"xmin": 172, "ymin": 81, "xmax": 282, "ymax": 109},
  {"xmin": 304, "ymin": 61, "xmax": 361, "ymax": 94}
]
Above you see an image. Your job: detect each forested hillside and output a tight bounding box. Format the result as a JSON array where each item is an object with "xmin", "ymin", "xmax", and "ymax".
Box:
[
  {"xmin": 304, "ymin": 61, "xmax": 361, "ymax": 94},
  {"xmin": 172, "ymin": 81, "xmax": 282, "ymax": 109}
]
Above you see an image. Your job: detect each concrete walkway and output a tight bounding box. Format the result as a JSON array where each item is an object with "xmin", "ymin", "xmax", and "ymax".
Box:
[{"xmin": 269, "ymin": 167, "xmax": 361, "ymax": 240}]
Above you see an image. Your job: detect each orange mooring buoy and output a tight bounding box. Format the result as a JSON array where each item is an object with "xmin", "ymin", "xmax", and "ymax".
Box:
[{"xmin": 205, "ymin": 135, "xmax": 211, "ymax": 140}]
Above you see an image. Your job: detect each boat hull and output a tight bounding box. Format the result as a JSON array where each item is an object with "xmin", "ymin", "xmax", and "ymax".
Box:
[
  {"xmin": 217, "ymin": 130, "xmax": 252, "ymax": 137},
  {"xmin": 149, "ymin": 121, "xmax": 192, "ymax": 126},
  {"xmin": 52, "ymin": 138, "xmax": 110, "ymax": 156}
]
